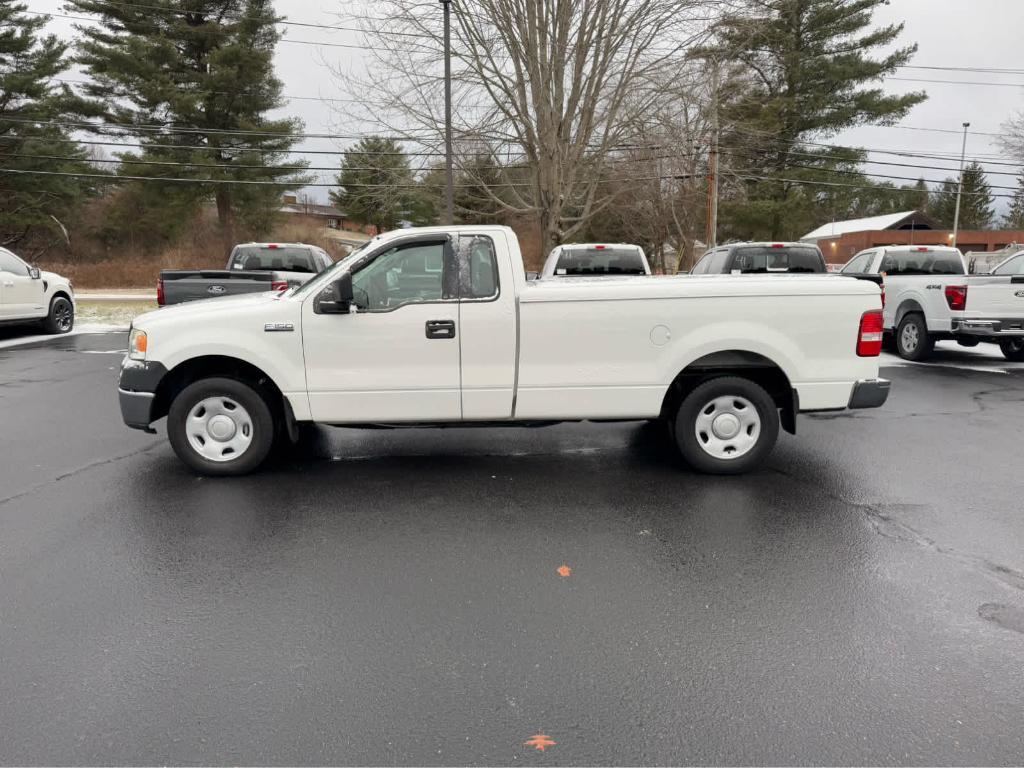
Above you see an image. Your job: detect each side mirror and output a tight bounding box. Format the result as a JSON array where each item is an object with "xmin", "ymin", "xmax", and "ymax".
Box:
[
  {"xmin": 29, "ymin": 267, "xmax": 41, "ymax": 280},
  {"xmin": 315, "ymin": 272, "xmax": 354, "ymax": 315}
]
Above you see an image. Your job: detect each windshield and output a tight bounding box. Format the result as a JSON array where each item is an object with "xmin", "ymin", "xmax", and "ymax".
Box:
[
  {"xmin": 230, "ymin": 246, "xmax": 319, "ymax": 274},
  {"xmin": 731, "ymin": 246, "xmax": 824, "ymax": 273},
  {"xmin": 289, "ymin": 242, "xmax": 372, "ymax": 299},
  {"xmin": 554, "ymin": 247, "xmax": 646, "ymax": 276}
]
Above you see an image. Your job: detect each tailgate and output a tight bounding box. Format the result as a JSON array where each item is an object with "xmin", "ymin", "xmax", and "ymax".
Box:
[
  {"xmin": 964, "ymin": 275, "xmax": 1024, "ymax": 318},
  {"xmin": 160, "ymin": 270, "xmax": 276, "ymax": 305}
]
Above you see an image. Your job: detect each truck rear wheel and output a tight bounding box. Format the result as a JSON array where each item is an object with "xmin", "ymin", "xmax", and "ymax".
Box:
[
  {"xmin": 1000, "ymin": 338, "xmax": 1024, "ymax": 362},
  {"xmin": 168, "ymin": 377, "xmax": 275, "ymax": 476},
  {"xmin": 896, "ymin": 313, "xmax": 934, "ymax": 361},
  {"xmin": 673, "ymin": 377, "xmax": 780, "ymax": 475}
]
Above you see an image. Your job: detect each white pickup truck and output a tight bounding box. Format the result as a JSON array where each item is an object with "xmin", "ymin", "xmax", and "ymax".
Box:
[
  {"xmin": 840, "ymin": 245, "xmax": 1024, "ymax": 361},
  {"xmin": 118, "ymin": 226, "xmax": 889, "ymax": 476},
  {"xmin": 0, "ymin": 247, "xmax": 76, "ymax": 334}
]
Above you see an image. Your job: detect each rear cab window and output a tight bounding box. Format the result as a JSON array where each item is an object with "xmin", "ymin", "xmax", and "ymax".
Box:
[
  {"xmin": 728, "ymin": 245, "xmax": 825, "ymax": 273},
  {"xmin": 555, "ymin": 246, "xmax": 646, "ymax": 276},
  {"xmin": 841, "ymin": 251, "xmax": 876, "ymax": 274},
  {"xmin": 993, "ymin": 253, "xmax": 1024, "ymax": 276},
  {"xmin": 230, "ymin": 246, "xmax": 319, "ymax": 274},
  {"xmin": 880, "ymin": 249, "xmax": 965, "ymax": 276}
]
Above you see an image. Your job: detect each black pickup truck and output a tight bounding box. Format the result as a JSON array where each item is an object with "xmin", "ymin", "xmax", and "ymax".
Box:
[{"xmin": 157, "ymin": 243, "xmax": 334, "ymax": 306}]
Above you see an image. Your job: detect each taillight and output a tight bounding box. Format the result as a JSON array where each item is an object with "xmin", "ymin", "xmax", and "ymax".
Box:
[
  {"xmin": 945, "ymin": 285, "xmax": 967, "ymax": 311},
  {"xmin": 857, "ymin": 310, "xmax": 884, "ymax": 357},
  {"xmin": 271, "ymin": 281, "xmax": 288, "ymax": 293},
  {"xmin": 156, "ymin": 278, "xmax": 165, "ymax": 306}
]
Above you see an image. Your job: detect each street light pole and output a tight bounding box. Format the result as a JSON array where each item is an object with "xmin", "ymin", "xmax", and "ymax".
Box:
[
  {"xmin": 952, "ymin": 121, "xmax": 970, "ymax": 248},
  {"xmin": 441, "ymin": 0, "xmax": 455, "ymax": 226}
]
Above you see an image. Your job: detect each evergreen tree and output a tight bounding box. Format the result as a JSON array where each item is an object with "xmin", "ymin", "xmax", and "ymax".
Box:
[
  {"xmin": 1003, "ymin": 173, "xmax": 1024, "ymax": 229},
  {"xmin": 0, "ymin": 1, "xmax": 94, "ymax": 247},
  {"xmin": 67, "ymin": 0, "xmax": 309, "ymax": 254},
  {"xmin": 930, "ymin": 163, "xmax": 993, "ymax": 230},
  {"xmin": 331, "ymin": 137, "xmax": 416, "ymax": 233},
  {"xmin": 708, "ymin": 0, "xmax": 926, "ymax": 240}
]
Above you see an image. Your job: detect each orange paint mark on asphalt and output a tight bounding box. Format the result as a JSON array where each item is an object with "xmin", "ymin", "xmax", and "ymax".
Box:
[
  {"xmin": 524, "ymin": 733, "xmax": 557, "ymax": 752},
  {"xmin": 557, "ymin": 565, "xmax": 571, "ymax": 577}
]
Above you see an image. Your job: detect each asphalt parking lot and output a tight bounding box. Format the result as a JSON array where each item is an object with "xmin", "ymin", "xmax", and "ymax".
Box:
[{"xmin": 1, "ymin": 329, "xmax": 1024, "ymax": 765}]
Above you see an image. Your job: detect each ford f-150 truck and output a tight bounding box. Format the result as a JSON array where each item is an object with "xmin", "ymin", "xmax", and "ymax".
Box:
[
  {"xmin": 158, "ymin": 243, "xmax": 333, "ymax": 306},
  {"xmin": 0, "ymin": 246, "xmax": 75, "ymax": 334},
  {"xmin": 840, "ymin": 245, "xmax": 1024, "ymax": 361},
  {"xmin": 119, "ymin": 226, "xmax": 889, "ymax": 476}
]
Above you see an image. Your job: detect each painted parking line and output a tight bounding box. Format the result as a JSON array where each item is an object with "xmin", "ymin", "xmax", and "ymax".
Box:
[{"xmin": 0, "ymin": 326, "xmax": 126, "ymax": 352}]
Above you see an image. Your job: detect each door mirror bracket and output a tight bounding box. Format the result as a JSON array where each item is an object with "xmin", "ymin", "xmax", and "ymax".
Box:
[{"xmin": 28, "ymin": 267, "xmax": 41, "ymax": 280}]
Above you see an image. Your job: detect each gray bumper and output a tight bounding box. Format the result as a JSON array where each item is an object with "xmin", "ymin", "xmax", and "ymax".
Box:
[
  {"xmin": 118, "ymin": 359, "xmax": 168, "ymax": 431},
  {"xmin": 849, "ymin": 379, "xmax": 891, "ymax": 410},
  {"xmin": 119, "ymin": 389, "xmax": 157, "ymax": 431},
  {"xmin": 951, "ymin": 318, "xmax": 1024, "ymax": 337}
]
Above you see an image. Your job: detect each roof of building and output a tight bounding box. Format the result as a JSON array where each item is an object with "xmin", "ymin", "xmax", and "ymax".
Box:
[
  {"xmin": 280, "ymin": 202, "xmax": 345, "ymax": 218},
  {"xmin": 801, "ymin": 211, "xmax": 925, "ymax": 242}
]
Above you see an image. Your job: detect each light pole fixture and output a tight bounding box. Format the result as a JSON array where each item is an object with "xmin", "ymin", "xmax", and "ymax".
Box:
[
  {"xmin": 952, "ymin": 122, "xmax": 970, "ymax": 248},
  {"xmin": 440, "ymin": 0, "xmax": 455, "ymax": 226}
]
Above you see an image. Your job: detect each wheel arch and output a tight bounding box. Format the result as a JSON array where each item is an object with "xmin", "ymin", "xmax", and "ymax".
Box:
[
  {"xmin": 659, "ymin": 350, "xmax": 797, "ymax": 435},
  {"xmin": 152, "ymin": 355, "xmax": 289, "ymax": 428},
  {"xmin": 894, "ymin": 298, "xmax": 925, "ymax": 327}
]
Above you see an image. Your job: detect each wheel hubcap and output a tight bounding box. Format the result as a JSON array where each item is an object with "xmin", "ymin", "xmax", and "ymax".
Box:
[
  {"xmin": 55, "ymin": 302, "xmax": 72, "ymax": 331},
  {"xmin": 186, "ymin": 397, "xmax": 253, "ymax": 463},
  {"xmin": 901, "ymin": 323, "xmax": 919, "ymax": 351},
  {"xmin": 695, "ymin": 395, "xmax": 761, "ymax": 460}
]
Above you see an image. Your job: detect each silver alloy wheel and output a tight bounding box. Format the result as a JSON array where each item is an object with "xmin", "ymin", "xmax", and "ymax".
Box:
[
  {"xmin": 54, "ymin": 300, "xmax": 73, "ymax": 332},
  {"xmin": 694, "ymin": 395, "xmax": 761, "ymax": 460},
  {"xmin": 186, "ymin": 396, "xmax": 254, "ymax": 463},
  {"xmin": 901, "ymin": 322, "xmax": 919, "ymax": 352}
]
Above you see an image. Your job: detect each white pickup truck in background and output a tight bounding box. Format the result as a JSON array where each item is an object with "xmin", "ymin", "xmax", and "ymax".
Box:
[
  {"xmin": 539, "ymin": 243, "xmax": 651, "ymax": 278},
  {"xmin": 119, "ymin": 226, "xmax": 888, "ymax": 477},
  {"xmin": 840, "ymin": 245, "xmax": 1024, "ymax": 361},
  {"xmin": 0, "ymin": 247, "xmax": 76, "ymax": 334}
]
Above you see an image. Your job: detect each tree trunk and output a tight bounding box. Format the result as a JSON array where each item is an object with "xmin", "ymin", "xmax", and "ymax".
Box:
[{"xmin": 215, "ymin": 188, "xmax": 235, "ymax": 258}]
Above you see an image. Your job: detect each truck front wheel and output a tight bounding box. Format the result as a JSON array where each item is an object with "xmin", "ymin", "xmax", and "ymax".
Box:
[
  {"xmin": 167, "ymin": 377, "xmax": 276, "ymax": 476},
  {"xmin": 1000, "ymin": 338, "xmax": 1024, "ymax": 362},
  {"xmin": 673, "ymin": 377, "xmax": 780, "ymax": 475}
]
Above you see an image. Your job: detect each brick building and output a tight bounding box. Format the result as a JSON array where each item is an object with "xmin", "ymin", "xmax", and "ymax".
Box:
[
  {"xmin": 280, "ymin": 195, "xmax": 378, "ymax": 236},
  {"xmin": 801, "ymin": 210, "xmax": 1024, "ymax": 267}
]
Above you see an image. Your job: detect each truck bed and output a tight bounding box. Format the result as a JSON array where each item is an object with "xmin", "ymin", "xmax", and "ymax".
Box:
[{"xmin": 159, "ymin": 270, "xmax": 277, "ymax": 305}]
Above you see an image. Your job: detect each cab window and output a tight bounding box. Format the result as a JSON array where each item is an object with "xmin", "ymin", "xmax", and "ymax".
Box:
[
  {"xmin": 0, "ymin": 249, "xmax": 28, "ymax": 275},
  {"xmin": 459, "ymin": 236, "xmax": 498, "ymax": 299},
  {"xmin": 994, "ymin": 254, "xmax": 1024, "ymax": 276},
  {"xmin": 841, "ymin": 251, "xmax": 874, "ymax": 274},
  {"xmin": 690, "ymin": 253, "xmax": 713, "ymax": 275},
  {"xmin": 351, "ymin": 241, "xmax": 448, "ymax": 311}
]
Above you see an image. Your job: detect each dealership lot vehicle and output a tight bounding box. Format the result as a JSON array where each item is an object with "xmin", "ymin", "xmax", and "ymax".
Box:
[
  {"xmin": 119, "ymin": 225, "xmax": 887, "ymax": 476},
  {"xmin": 0, "ymin": 247, "xmax": 75, "ymax": 334},
  {"xmin": 157, "ymin": 242, "xmax": 333, "ymax": 306},
  {"xmin": 841, "ymin": 245, "xmax": 1024, "ymax": 362},
  {"xmin": 691, "ymin": 242, "xmax": 828, "ymax": 274},
  {"xmin": 539, "ymin": 243, "xmax": 651, "ymax": 277}
]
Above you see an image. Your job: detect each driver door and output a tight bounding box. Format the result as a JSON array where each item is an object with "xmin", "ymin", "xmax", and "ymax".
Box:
[
  {"xmin": 301, "ymin": 236, "xmax": 462, "ymax": 423},
  {"xmin": 0, "ymin": 249, "xmax": 44, "ymax": 318}
]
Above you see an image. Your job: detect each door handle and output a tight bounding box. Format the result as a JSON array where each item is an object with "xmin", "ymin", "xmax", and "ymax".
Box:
[{"xmin": 425, "ymin": 320, "xmax": 456, "ymax": 339}]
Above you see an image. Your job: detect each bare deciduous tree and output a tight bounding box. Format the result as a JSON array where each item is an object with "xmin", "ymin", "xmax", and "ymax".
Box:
[{"xmin": 332, "ymin": 0, "xmax": 715, "ymax": 255}]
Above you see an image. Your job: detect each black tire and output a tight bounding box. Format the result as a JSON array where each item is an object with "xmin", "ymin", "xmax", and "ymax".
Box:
[
  {"xmin": 167, "ymin": 377, "xmax": 275, "ymax": 476},
  {"xmin": 895, "ymin": 313, "xmax": 934, "ymax": 361},
  {"xmin": 999, "ymin": 338, "xmax": 1024, "ymax": 362},
  {"xmin": 673, "ymin": 376, "xmax": 780, "ymax": 475},
  {"xmin": 41, "ymin": 295, "xmax": 74, "ymax": 335}
]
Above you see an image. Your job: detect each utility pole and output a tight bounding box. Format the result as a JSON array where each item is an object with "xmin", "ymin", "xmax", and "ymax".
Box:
[
  {"xmin": 952, "ymin": 121, "xmax": 970, "ymax": 248},
  {"xmin": 705, "ymin": 61, "xmax": 720, "ymax": 250},
  {"xmin": 441, "ymin": 0, "xmax": 455, "ymax": 226}
]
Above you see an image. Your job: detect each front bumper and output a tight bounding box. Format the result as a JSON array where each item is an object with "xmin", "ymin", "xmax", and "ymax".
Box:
[
  {"xmin": 849, "ymin": 378, "xmax": 891, "ymax": 409},
  {"xmin": 951, "ymin": 318, "xmax": 1024, "ymax": 337},
  {"xmin": 118, "ymin": 359, "xmax": 168, "ymax": 431}
]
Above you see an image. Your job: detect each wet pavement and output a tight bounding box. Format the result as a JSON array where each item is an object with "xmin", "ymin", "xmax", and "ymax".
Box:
[{"xmin": 1, "ymin": 332, "xmax": 1024, "ymax": 765}]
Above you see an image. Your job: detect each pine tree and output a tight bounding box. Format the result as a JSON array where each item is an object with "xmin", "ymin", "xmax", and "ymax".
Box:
[
  {"xmin": 0, "ymin": 1, "xmax": 94, "ymax": 247},
  {"xmin": 67, "ymin": 0, "xmax": 309, "ymax": 254},
  {"xmin": 1003, "ymin": 173, "xmax": 1024, "ymax": 229},
  {"xmin": 708, "ymin": 0, "xmax": 926, "ymax": 240},
  {"xmin": 331, "ymin": 138, "xmax": 416, "ymax": 233},
  {"xmin": 930, "ymin": 163, "xmax": 994, "ymax": 230}
]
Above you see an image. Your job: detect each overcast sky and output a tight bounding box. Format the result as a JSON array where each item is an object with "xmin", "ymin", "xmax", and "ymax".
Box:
[{"xmin": 32, "ymin": 0, "xmax": 1024, "ymax": 212}]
